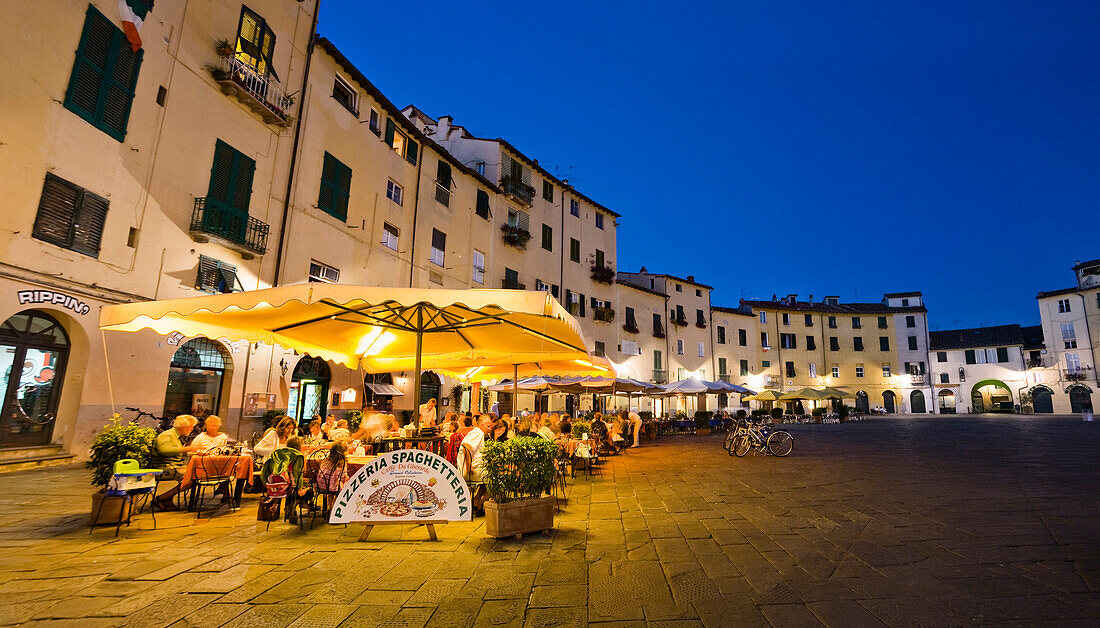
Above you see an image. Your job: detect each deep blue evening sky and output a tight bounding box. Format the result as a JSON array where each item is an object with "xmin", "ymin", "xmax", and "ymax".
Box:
[{"xmin": 318, "ymin": 1, "xmax": 1098, "ymax": 330}]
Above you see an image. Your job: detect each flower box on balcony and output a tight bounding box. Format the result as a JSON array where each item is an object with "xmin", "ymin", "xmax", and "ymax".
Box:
[
  {"xmin": 594, "ymin": 307, "xmax": 615, "ymax": 323},
  {"xmin": 500, "ymin": 176, "xmax": 536, "ymax": 205},
  {"xmin": 653, "ymin": 329, "xmax": 666, "ymax": 339},
  {"xmin": 590, "ymin": 264, "xmax": 615, "ymax": 285},
  {"xmin": 622, "ymin": 323, "xmax": 640, "ymax": 334},
  {"xmin": 500, "ymin": 224, "xmax": 531, "ymax": 249},
  {"xmin": 670, "ymin": 317, "xmax": 689, "ymax": 327},
  {"xmin": 695, "ymin": 321, "xmax": 707, "ymax": 329}
]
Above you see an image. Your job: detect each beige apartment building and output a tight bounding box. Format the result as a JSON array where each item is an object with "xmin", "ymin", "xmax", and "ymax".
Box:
[{"xmin": 1034, "ymin": 260, "xmax": 1099, "ymax": 413}]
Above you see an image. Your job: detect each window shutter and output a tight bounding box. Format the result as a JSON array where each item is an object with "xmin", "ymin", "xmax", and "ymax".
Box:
[
  {"xmin": 318, "ymin": 153, "xmax": 335, "ymax": 213},
  {"xmin": 196, "ymin": 256, "xmax": 219, "ymax": 291},
  {"xmin": 437, "ymin": 161, "xmax": 452, "ymax": 188},
  {"xmin": 65, "ymin": 5, "xmax": 142, "ymax": 141},
  {"xmin": 335, "ymin": 161, "xmax": 351, "ymax": 219},
  {"xmin": 431, "ymin": 229, "xmax": 446, "ymax": 251},
  {"xmin": 101, "ymin": 40, "xmax": 142, "ymax": 139},
  {"xmin": 33, "ymin": 174, "xmax": 81, "ymax": 249},
  {"xmin": 476, "ymin": 190, "xmax": 490, "ymax": 218},
  {"xmin": 217, "ymin": 262, "xmax": 242, "ymax": 293},
  {"xmin": 384, "ymin": 119, "xmax": 396, "ymax": 147},
  {"xmin": 517, "ymin": 210, "xmax": 530, "ymax": 232},
  {"xmin": 406, "ymin": 139, "xmax": 419, "ymax": 165},
  {"xmin": 208, "ymin": 140, "xmax": 235, "ymax": 207},
  {"xmin": 231, "ymin": 152, "xmax": 255, "ymax": 213},
  {"xmin": 70, "ymin": 190, "xmax": 109, "ymax": 257}
]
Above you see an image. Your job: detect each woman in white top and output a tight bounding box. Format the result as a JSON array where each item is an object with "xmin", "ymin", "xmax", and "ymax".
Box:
[
  {"xmin": 254, "ymin": 416, "xmax": 296, "ymax": 460},
  {"xmin": 191, "ymin": 415, "xmax": 228, "ymax": 450}
]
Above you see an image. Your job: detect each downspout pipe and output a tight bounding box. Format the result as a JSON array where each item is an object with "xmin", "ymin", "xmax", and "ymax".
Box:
[{"xmin": 272, "ymin": 0, "xmax": 319, "ymax": 287}]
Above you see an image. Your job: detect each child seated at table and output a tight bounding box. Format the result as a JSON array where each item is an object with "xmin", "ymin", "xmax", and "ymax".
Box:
[{"xmin": 315, "ymin": 440, "xmax": 350, "ymax": 500}]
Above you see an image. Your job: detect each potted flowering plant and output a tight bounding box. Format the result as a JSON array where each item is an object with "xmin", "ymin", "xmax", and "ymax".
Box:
[
  {"xmin": 86, "ymin": 416, "xmax": 156, "ymax": 525},
  {"xmin": 479, "ymin": 437, "xmax": 558, "ymax": 538}
]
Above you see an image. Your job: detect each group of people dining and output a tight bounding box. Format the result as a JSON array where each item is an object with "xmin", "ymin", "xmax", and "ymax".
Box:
[{"xmin": 144, "ymin": 398, "xmax": 646, "ymax": 519}]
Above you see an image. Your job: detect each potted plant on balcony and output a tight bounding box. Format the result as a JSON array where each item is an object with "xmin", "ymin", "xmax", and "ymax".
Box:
[
  {"xmin": 622, "ymin": 322, "xmax": 639, "ymax": 334},
  {"xmin": 86, "ymin": 416, "xmax": 156, "ymax": 526},
  {"xmin": 205, "ymin": 63, "xmax": 230, "ymax": 82},
  {"xmin": 590, "ymin": 264, "xmax": 615, "ymax": 284},
  {"xmin": 214, "ymin": 38, "xmax": 235, "ymax": 57},
  {"xmin": 500, "ymin": 223, "xmax": 531, "ymax": 248},
  {"xmin": 480, "ymin": 437, "xmax": 558, "ymax": 538}
]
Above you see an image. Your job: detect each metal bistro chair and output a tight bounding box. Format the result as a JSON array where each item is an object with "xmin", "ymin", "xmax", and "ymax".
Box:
[
  {"xmin": 297, "ymin": 449, "xmax": 331, "ymax": 530},
  {"xmin": 189, "ymin": 448, "xmax": 235, "ymax": 517}
]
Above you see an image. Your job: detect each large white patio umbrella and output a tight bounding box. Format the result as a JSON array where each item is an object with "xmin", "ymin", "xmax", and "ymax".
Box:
[{"xmin": 99, "ymin": 284, "xmax": 591, "ymax": 413}]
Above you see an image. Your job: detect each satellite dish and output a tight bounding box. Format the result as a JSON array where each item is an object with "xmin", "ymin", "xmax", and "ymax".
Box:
[{"xmin": 1041, "ymin": 349, "xmax": 1047, "ymax": 355}]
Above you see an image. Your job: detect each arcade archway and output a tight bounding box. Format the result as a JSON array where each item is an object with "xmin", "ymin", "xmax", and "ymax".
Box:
[{"xmin": 970, "ymin": 379, "xmax": 1012, "ymax": 413}]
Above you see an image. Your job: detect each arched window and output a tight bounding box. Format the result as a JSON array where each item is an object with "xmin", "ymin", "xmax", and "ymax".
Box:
[
  {"xmin": 1030, "ymin": 385, "xmax": 1054, "ymax": 413},
  {"xmin": 163, "ymin": 338, "xmax": 230, "ymax": 420},
  {"xmin": 289, "ymin": 356, "xmax": 331, "ymax": 423},
  {"xmin": 910, "ymin": 390, "xmax": 926, "ymax": 413},
  {"xmin": 882, "ymin": 390, "xmax": 896, "ymax": 413},
  {"xmin": 0, "ymin": 310, "xmax": 69, "ymax": 447},
  {"xmin": 938, "ymin": 389, "xmax": 957, "ymax": 414},
  {"xmin": 855, "ymin": 390, "xmax": 869, "ymax": 414},
  {"xmin": 1068, "ymin": 384, "xmax": 1093, "ymax": 413},
  {"xmin": 419, "ymin": 371, "xmax": 442, "ymax": 408}
]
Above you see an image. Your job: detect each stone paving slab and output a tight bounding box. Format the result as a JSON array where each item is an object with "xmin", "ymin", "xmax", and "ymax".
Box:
[{"xmin": 0, "ymin": 416, "xmax": 1097, "ymax": 626}]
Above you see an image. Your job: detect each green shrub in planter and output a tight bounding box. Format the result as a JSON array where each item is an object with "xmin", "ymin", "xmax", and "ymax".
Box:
[
  {"xmin": 812, "ymin": 408, "xmax": 825, "ymax": 417},
  {"xmin": 345, "ymin": 410, "xmax": 363, "ymax": 431},
  {"xmin": 694, "ymin": 411, "xmax": 713, "ymax": 428},
  {"xmin": 86, "ymin": 417, "xmax": 157, "ymax": 487},
  {"xmin": 478, "ymin": 437, "xmax": 557, "ymax": 504},
  {"xmin": 570, "ymin": 420, "xmax": 592, "ymax": 439},
  {"xmin": 770, "ymin": 407, "xmax": 784, "ymax": 420},
  {"xmin": 751, "ymin": 409, "xmax": 769, "ymax": 419}
]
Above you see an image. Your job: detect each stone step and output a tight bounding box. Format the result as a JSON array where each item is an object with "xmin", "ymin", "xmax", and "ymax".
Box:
[
  {"xmin": 0, "ymin": 444, "xmax": 65, "ymax": 462},
  {"xmin": 0, "ymin": 454, "xmax": 76, "ymax": 474}
]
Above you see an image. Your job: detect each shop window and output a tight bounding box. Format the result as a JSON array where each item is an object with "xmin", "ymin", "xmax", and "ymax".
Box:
[
  {"xmin": 163, "ymin": 338, "xmax": 229, "ymax": 422},
  {"xmin": 0, "ymin": 310, "xmax": 70, "ymax": 447}
]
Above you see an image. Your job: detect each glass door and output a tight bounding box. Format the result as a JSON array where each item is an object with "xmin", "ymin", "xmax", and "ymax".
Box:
[{"xmin": 0, "ymin": 346, "xmax": 64, "ymax": 447}]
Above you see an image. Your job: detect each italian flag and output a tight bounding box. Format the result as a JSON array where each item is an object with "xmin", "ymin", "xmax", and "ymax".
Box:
[{"xmin": 119, "ymin": 0, "xmax": 154, "ymax": 51}]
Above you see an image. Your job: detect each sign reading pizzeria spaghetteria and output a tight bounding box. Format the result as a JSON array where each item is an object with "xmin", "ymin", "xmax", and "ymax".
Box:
[{"xmin": 329, "ymin": 449, "xmax": 471, "ymax": 524}]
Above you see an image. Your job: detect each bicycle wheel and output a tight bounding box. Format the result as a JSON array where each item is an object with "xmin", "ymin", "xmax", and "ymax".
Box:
[
  {"xmin": 733, "ymin": 433, "xmax": 751, "ymax": 457},
  {"xmin": 723, "ymin": 430, "xmax": 736, "ymax": 452},
  {"xmin": 767, "ymin": 431, "xmax": 793, "ymax": 457}
]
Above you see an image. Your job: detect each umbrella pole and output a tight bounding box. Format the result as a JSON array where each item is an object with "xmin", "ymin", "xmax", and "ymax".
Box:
[
  {"xmin": 412, "ymin": 323, "xmax": 423, "ymax": 425},
  {"xmin": 513, "ymin": 364, "xmax": 519, "ymax": 416}
]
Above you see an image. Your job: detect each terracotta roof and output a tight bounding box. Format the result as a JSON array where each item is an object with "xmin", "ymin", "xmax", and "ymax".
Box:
[
  {"xmin": 883, "ymin": 291, "xmax": 922, "ymax": 298},
  {"xmin": 740, "ymin": 299, "xmax": 926, "ymax": 315},
  {"xmin": 1036, "ymin": 286, "xmax": 1080, "ymax": 299},
  {"xmin": 314, "ymin": 37, "xmax": 500, "ymax": 193},
  {"xmin": 1072, "ymin": 258, "xmax": 1100, "ymax": 272},
  {"xmin": 616, "ymin": 280, "xmax": 666, "ymax": 298},
  {"xmin": 929, "ymin": 324, "xmax": 1025, "ymax": 350}
]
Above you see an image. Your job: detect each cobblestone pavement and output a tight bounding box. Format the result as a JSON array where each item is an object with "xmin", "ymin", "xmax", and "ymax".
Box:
[{"xmin": 0, "ymin": 415, "xmax": 1097, "ymax": 627}]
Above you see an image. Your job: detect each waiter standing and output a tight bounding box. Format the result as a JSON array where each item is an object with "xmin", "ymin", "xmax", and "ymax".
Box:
[{"xmin": 418, "ymin": 398, "xmax": 438, "ymax": 427}]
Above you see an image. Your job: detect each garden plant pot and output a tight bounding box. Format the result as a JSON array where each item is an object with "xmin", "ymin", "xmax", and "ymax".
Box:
[
  {"xmin": 484, "ymin": 496, "xmax": 555, "ymax": 539},
  {"xmin": 89, "ymin": 491, "xmax": 131, "ymax": 527}
]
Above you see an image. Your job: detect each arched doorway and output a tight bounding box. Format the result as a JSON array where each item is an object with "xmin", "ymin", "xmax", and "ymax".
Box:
[
  {"xmin": 910, "ymin": 390, "xmax": 926, "ymax": 413},
  {"xmin": 364, "ymin": 372, "xmax": 399, "ymax": 411},
  {"xmin": 1068, "ymin": 384, "xmax": 1093, "ymax": 413},
  {"xmin": 163, "ymin": 338, "xmax": 230, "ymax": 421},
  {"xmin": 855, "ymin": 390, "xmax": 869, "ymax": 414},
  {"xmin": 882, "ymin": 390, "xmax": 896, "ymax": 413},
  {"xmin": 971, "ymin": 379, "xmax": 1012, "ymax": 413},
  {"xmin": 419, "ymin": 371, "xmax": 442, "ymax": 408},
  {"xmin": 1030, "ymin": 385, "xmax": 1054, "ymax": 414},
  {"xmin": 0, "ymin": 310, "xmax": 69, "ymax": 447},
  {"xmin": 289, "ymin": 356, "xmax": 330, "ymax": 423},
  {"xmin": 938, "ymin": 389, "xmax": 956, "ymax": 413}
]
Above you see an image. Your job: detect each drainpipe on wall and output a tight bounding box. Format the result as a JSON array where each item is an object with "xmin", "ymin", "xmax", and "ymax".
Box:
[{"xmin": 272, "ymin": 0, "xmax": 319, "ymax": 288}]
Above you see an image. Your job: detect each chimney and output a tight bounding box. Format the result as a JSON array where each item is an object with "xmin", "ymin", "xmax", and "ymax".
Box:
[
  {"xmin": 686, "ymin": 275, "xmax": 695, "ymax": 282},
  {"xmin": 639, "ymin": 266, "xmax": 647, "ymax": 274},
  {"xmin": 437, "ymin": 115, "xmax": 452, "ymax": 139},
  {"xmin": 808, "ymin": 294, "xmax": 813, "ymax": 304}
]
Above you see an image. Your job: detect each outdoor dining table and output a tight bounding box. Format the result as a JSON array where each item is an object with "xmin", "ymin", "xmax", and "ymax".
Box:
[
  {"xmin": 182, "ymin": 453, "xmax": 252, "ymax": 509},
  {"xmin": 562, "ymin": 438, "xmax": 597, "ymax": 457},
  {"xmin": 376, "ymin": 435, "xmax": 446, "ymax": 456}
]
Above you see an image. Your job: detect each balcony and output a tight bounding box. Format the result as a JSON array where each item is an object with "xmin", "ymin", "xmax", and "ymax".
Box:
[
  {"xmin": 653, "ymin": 326, "xmax": 666, "ymax": 339},
  {"xmin": 594, "ymin": 306, "xmax": 615, "ymax": 323},
  {"xmin": 910, "ymin": 373, "xmax": 926, "ymax": 385},
  {"xmin": 190, "ymin": 198, "xmax": 269, "ymax": 258},
  {"xmin": 670, "ymin": 315, "xmax": 689, "ymax": 328},
  {"xmin": 210, "ymin": 55, "xmax": 294, "ymax": 126},
  {"xmin": 1064, "ymin": 366, "xmax": 1095, "ymax": 382},
  {"xmin": 501, "ymin": 278, "xmax": 526, "ymax": 290},
  {"xmin": 695, "ymin": 319, "xmax": 707, "ymax": 329},
  {"xmin": 652, "ymin": 369, "xmax": 668, "ymax": 385},
  {"xmin": 622, "ymin": 322, "xmax": 639, "ymax": 334},
  {"xmin": 500, "ymin": 224, "xmax": 531, "ymax": 249},
  {"xmin": 1027, "ymin": 358, "xmax": 1050, "ymax": 368},
  {"xmin": 500, "ymin": 176, "xmax": 535, "ymax": 206},
  {"xmin": 590, "ymin": 263, "xmax": 615, "ymax": 285}
]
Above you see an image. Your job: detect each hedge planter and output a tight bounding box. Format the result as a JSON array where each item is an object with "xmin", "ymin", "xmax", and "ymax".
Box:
[{"xmin": 485, "ymin": 496, "xmax": 555, "ymax": 538}]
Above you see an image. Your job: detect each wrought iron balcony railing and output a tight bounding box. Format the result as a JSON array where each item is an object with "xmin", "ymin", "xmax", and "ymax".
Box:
[
  {"xmin": 500, "ymin": 176, "xmax": 535, "ymax": 205},
  {"xmin": 190, "ymin": 197, "xmax": 269, "ymax": 257},
  {"xmin": 212, "ymin": 55, "xmax": 294, "ymax": 125}
]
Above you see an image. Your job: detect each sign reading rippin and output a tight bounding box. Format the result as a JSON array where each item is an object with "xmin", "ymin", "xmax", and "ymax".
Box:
[
  {"xmin": 17, "ymin": 290, "xmax": 90, "ymax": 316},
  {"xmin": 329, "ymin": 449, "xmax": 471, "ymax": 524}
]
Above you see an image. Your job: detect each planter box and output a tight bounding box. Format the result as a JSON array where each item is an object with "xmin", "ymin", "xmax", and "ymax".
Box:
[
  {"xmin": 89, "ymin": 491, "xmax": 131, "ymax": 527},
  {"xmin": 484, "ymin": 496, "xmax": 555, "ymax": 538}
]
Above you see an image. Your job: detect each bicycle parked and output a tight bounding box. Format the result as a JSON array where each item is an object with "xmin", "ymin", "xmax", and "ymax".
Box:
[
  {"xmin": 125, "ymin": 406, "xmax": 172, "ymax": 433},
  {"xmin": 724, "ymin": 417, "xmax": 793, "ymax": 457}
]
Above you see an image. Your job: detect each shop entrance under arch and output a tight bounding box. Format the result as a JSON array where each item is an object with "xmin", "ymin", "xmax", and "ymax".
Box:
[
  {"xmin": 1068, "ymin": 385, "xmax": 1093, "ymax": 413},
  {"xmin": 910, "ymin": 390, "xmax": 927, "ymax": 413},
  {"xmin": 855, "ymin": 390, "xmax": 869, "ymax": 414},
  {"xmin": 163, "ymin": 337, "xmax": 230, "ymax": 422},
  {"xmin": 882, "ymin": 390, "xmax": 896, "ymax": 413},
  {"xmin": 0, "ymin": 309, "xmax": 69, "ymax": 447},
  {"xmin": 289, "ymin": 356, "xmax": 330, "ymax": 424},
  {"xmin": 970, "ymin": 379, "xmax": 1013, "ymax": 413},
  {"xmin": 938, "ymin": 389, "xmax": 957, "ymax": 413},
  {"xmin": 1030, "ymin": 385, "xmax": 1054, "ymax": 414}
]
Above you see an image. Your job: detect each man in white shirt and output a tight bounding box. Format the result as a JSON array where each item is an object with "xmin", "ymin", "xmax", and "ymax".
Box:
[
  {"xmin": 418, "ymin": 398, "xmax": 438, "ymax": 427},
  {"xmin": 456, "ymin": 415, "xmax": 492, "ymax": 481}
]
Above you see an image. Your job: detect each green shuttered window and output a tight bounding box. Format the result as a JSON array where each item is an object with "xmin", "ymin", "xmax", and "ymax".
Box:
[
  {"xmin": 208, "ymin": 140, "xmax": 255, "ymax": 214},
  {"xmin": 65, "ymin": 4, "xmax": 143, "ymax": 141},
  {"xmin": 32, "ymin": 173, "xmax": 110, "ymax": 258},
  {"xmin": 318, "ymin": 152, "xmax": 352, "ymax": 221}
]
